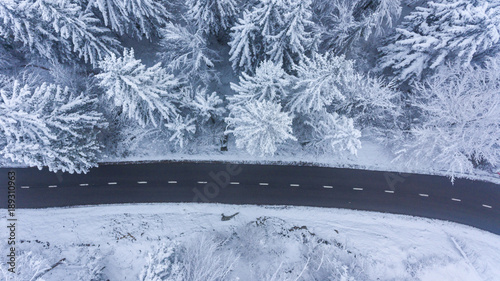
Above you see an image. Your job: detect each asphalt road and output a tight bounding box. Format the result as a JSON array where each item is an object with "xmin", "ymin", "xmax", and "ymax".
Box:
[{"xmin": 1, "ymin": 162, "xmax": 499, "ymax": 234}]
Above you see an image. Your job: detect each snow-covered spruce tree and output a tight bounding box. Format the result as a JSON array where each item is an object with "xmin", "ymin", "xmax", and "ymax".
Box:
[
  {"xmin": 378, "ymin": 0, "xmax": 500, "ymax": 83},
  {"xmin": 158, "ymin": 22, "xmax": 219, "ymax": 86},
  {"xmin": 0, "ymin": 0, "xmax": 119, "ymax": 65},
  {"xmin": 184, "ymin": 87, "xmax": 226, "ymax": 123},
  {"xmin": 0, "ymin": 81, "xmax": 105, "ymax": 174},
  {"xmin": 165, "ymin": 114, "xmax": 197, "ymax": 149},
  {"xmin": 305, "ymin": 110, "xmax": 361, "ymax": 155},
  {"xmin": 225, "ymin": 100, "xmax": 296, "ymax": 156},
  {"xmin": 228, "ymin": 10, "xmax": 262, "ymax": 73},
  {"xmin": 97, "ymin": 49, "xmax": 180, "ymax": 128},
  {"xmin": 140, "ymin": 244, "xmax": 184, "ymax": 281},
  {"xmin": 314, "ymin": 0, "xmax": 401, "ymax": 54},
  {"xmin": 287, "ymin": 52, "xmax": 355, "ymax": 114},
  {"xmin": 229, "ymin": 60, "xmax": 290, "ymax": 106},
  {"xmin": 86, "ymin": 0, "xmax": 170, "ymax": 39},
  {"xmin": 229, "ymin": 0, "xmax": 315, "ymax": 73},
  {"xmin": 187, "ymin": 0, "xmax": 238, "ymax": 35},
  {"xmin": 396, "ymin": 63, "xmax": 500, "ymax": 181}
]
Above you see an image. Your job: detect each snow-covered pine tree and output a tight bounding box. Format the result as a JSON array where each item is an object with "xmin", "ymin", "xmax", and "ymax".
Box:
[
  {"xmin": 140, "ymin": 244, "xmax": 184, "ymax": 281},
  {"xmin": 304, "ymin": 110, "xmax": 361, "ymax": 155},
  {"xmin": 396, "ymin": 62, "xmax": 500, "ymax": 181},
  {"xmin": 97, "ymin": 49, "xmax": 180, "ymax": 128},
  {"xmin": 158, "ymin": 22, "xmax": 219, "ymax": 86},
  {"xmin": 185, "ymin": 87, "xmax": 226, "ymax": 123},
  {"xmin": 187, "ymin": 0, "xmax": 238, "ymax": 35},
  {"xmin": 264, "ymin": 0, "xmax": 315, "ymax": 71},
  {"xmin": 225, "ymin": 99, "xmax": 296, "ymax": 156},
  {"xmin": 0, "ymin": 0, "xmax": 119, "ymax": 65},
  {"xmin": 378, "ymin": 0, "xmax": 500, "ymax": 83},
  {"xmin": 229, "ymin": 0, "xmax": 315, "ymax": 73},
  {"xmin": 228, "ymin": 10, "xmax": 262, "ymax": 73},
  {"xmin": 287, "ymin": 52, "xmax": 354, "ymax": 114},
  {"xmin": 229, "ymin": 60, "xmax": 290, "ymax": 106},
  {"xmin": 86, "ymin": 0, "xmax": 170, "ymax": 39},
  {"xmin": 165, "ymin": 114, "xmax": 197, "ymax": 149},
  {"xmin": 0, "ymin": 81, "xmax": 106, "ymax": 174},
  {"xmin": 315, "ymin": 0, "xmax": 401, "ymax": 54}
]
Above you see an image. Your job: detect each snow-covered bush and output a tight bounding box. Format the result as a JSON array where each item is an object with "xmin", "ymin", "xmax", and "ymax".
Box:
[
  {"xmin": 0, "ymin": 251, "xmax": 50, "ymax": 281},
  {"xmin": 229, "ymin": 60, "xmax": 290, "ymax": 105},
  {"xmin": 225, "ymin": 100, "xmax": 296, "ymax": 156},
  {"xmin": 183, "ymin": 87, "xmax": 226, "ymax": 123},
  {"xmin": 97, "ymin": 49, "xmax": 180, "ymax": 128},
  {"xmin": 378, "ymin": 0, "xmax": 500, "ymax": 83},
  {"xmin": 187, "ymin": 0, "xmax": 239, "ymax": 35},
  {"xmin": 305, "ymin": 111, "xmax": 362, "ymax": 156},
  {"xmin": 140, "ymin": 237, "xmax": 237, "ymax": 281},
  {"xmin": 0, "ymin": 0, "xmax": 119, "ymax": 65},
  {"xmin": 86, "ymin": 0, "xmax": 170, "ymax": 39},
  {"xmin": 229, "ymin": 0, "xmax": 315, "ymax": 73},
  {"xmin": 158, "ymin": 22, "xmax": 219, "ymax": 86},
  {"xmin": 396, "ymin": 63, "xmax": 500, "ymax": 181},
  {"xmin": 0, "ymin": 80, "xmax": 106, "ymax": 173}
]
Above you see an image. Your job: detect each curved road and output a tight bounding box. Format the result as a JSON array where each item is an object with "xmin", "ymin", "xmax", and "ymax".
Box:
[{"xmin": 1, "ymin": 161, "xmax": 499, "ymax": 234}]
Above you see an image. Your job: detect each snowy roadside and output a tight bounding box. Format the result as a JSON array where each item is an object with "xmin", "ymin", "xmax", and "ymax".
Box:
[
  {"xmin": 100, "ymin": 139, "xmax": 500, "ymax": 185},
  {"xmin": 2, "ymin": 203, "xmax": 499, "ymax": 280}
]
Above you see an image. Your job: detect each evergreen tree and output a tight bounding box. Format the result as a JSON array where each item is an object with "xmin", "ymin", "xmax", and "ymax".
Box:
[
  {"xmin": 96, "ymin": 49, "xmax": 180, "ymax": 128},
  {"xmin": 378, "ymin": 0, "xmax": 500, "ymax": 82},
  {"xmin": 0, "ymin": 80, "xmax": 106, "ymax": 173},
  {"xmin": 225, "ymin": 99, "xmax": 296, "ymax": 156},
  {"xmin": 187, "ymin": 0, "xmax": 238, "ymax": 35},
  {"xmin": 229, "ymin": 60, "xmax": 290, "ymax": 106}
]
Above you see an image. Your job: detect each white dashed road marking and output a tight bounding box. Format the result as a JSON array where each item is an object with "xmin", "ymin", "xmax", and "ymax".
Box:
[
  {"xmin": 137, "ymin": 181, "xmax": 147, "ymax": 184},
  {"xmin": 419, "ymin": 193, "xmax": 429, "ymax": 197},
  {"xmin": 384, "ymin": 190, "xmax": 394, "ymax": 193},
  {"xmin": 451, "ymin": 198, "xmax": 461, "ymax": 202},
  {"xmin": 259, "ymin": 182, "xmax": 269, "ymax": 186},
  {"xmin": 168, "ymin": 181, "xmax": 177, "ymax": 184},
  {"xmin": 21, "ymin": 186, "xmax": 29, "ymax": 189},
  {"xmin": 290, "ymin": 184, "xmax": 300, "ymax": 187},
  {"xmin": 353, "ymin": 187, "xmax": 363, "ymax": 191},
  {"xmin": 482, "ymin": 204, "xmax": 492, "ymax": 209},
  {"xmin": 79, "ymin": 183, "xmax": 89, "ymax": 187},
  {"xmin": 230, "ymin": 182, "xmax": 239, "ymax": 185},
  {"xmin": 108, "ymin": 182, "xmax": 117, "ymax": 185},
  {"xmin": 48, "ymin": 185, "xmax": 57, "ymax": 188},
  {"xmin": 323, "ymin": 185, "xmax": 333, "ymax": 188},
  {"xmin": 197, "ymin": 181, "xmax": 207, "ymax": 184}
]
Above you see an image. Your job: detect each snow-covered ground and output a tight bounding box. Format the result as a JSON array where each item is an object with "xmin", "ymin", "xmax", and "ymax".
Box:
[{"xmin": 2, "ymin": 203, "xmax": 500, "ymax": 280}]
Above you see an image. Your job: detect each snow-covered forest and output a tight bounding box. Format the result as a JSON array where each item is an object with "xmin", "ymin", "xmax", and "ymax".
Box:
[{"xmin": 1, "ymin": 0, "xmax": 499, "ymax": 181}]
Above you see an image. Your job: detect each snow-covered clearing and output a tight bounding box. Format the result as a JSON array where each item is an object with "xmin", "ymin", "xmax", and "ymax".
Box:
[{"xmin": 2, "ymin": 203, "xmax": 500, "ymax": 280}]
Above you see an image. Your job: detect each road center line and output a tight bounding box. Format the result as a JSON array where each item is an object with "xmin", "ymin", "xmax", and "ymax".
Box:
[
  {"xmin": 21, "ymin": 186, "xmax": 29, "ymax": 189},
  {"xmin": 230, "ymin": 182, "xmax": 239, "ymax": 185},
  {"xmin": 48, "ymin": 185, "xmax": 57, "ymax": 188},
  {"xmin": 108, "ymin": 182, "xmax": 117, "ymax": 185},
  {"xmin": 197, "ymin": 181, "xmax": 207, "ymax": 184},
  {"xmin": 137, "ymin": 181, "xmax": 147, "ymax": 184},
  {"xmin": 79, "ymin": 183, "xmax": 89, "ymax": 187},
  {"xmin": 384, "ymin": 190, "xmax": 394, "ymax": 193},
  {"xmin": 168, "ymin": 181, "xmax": 177, "ymax": 184},
  {"xmin": 419, "ymin": 193, "xmax": 429, "ymax": 197},
  {"xmin": 323, "ymin": 185, "xmax": 333, "ymax": 188},
  {"xmin": 290, "ymin": 184, "xmax": 300, "ymax": 187},
  {"xmin": 482, "ymin": 204, "xmax": 492, "ymax": 209},
  {"xmin": 353, "ymin": 187, "xmax": 363, "ymax": 191},
  {"xmin": 451, "ymin": 198, "xmax": 461, "ymax": 202},
  {"xmin": 259, "ymin": 182, "xmax": 269, "ymax": 186}
]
